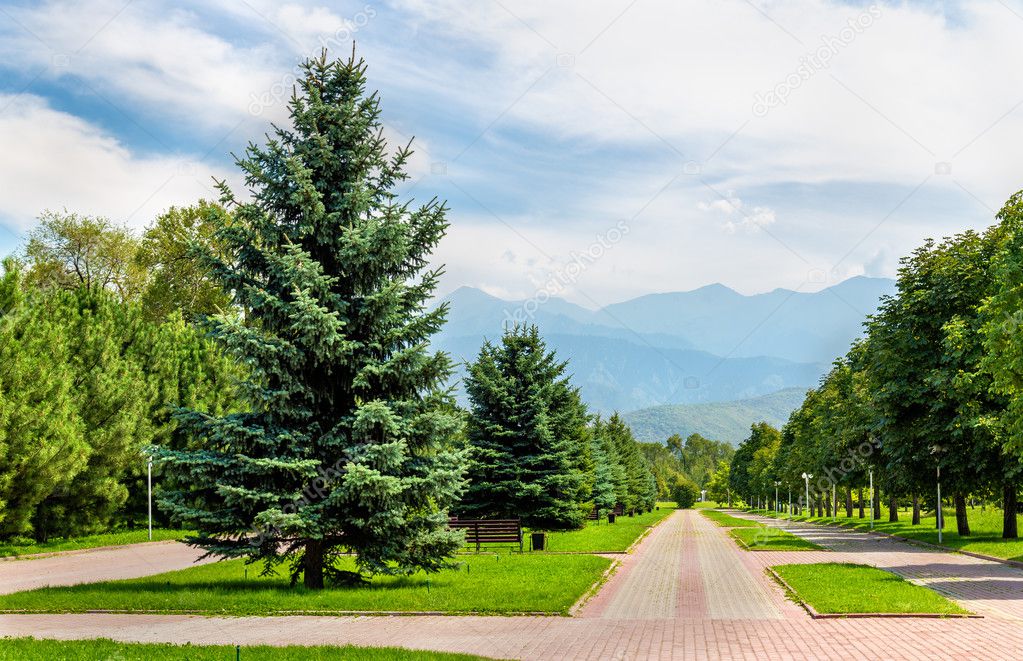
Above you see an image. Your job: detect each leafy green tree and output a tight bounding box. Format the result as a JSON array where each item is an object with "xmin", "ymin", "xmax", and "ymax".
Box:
[
  {"xmin": 980, "ymin": 191, "xmax": 1023, "ymax": 537},
  {"xmin": 461, "ymin": 325, "xmax": 585, "ymax": 530},
  {"xmin": 670, "ymin": 432, "xmax": 733, "ymax": 488},
  {"xmin": 639, "ymin": 441, "xmax": 684, "ymax": 499},
  {"xmin": 138, "ymin": 201, "xmax": 233, "ymax": 322},
  {"xmin": 670, "ymin": 474, "xmax": 699, "ymax": 509},
  {"xmin": 157, "ymin": 52, "xmax": 465, "ymax": 588},
  {"xmin": 729, "ymin": 423, "xmax": 780, "ymax": 507},
  {"xmin": 868, "ymin": 222, "xmax": 1015, "ymax": 536},
  {"xmin": 24, "ymin": 210, "xmax": 146, "ymax": 302},
  {"xmin": 705, "ymin": 461, "xmax": 731, "ymax": 505}
]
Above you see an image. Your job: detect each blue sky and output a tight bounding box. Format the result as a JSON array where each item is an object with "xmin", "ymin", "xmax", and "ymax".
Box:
[{"xmin": 1, "ymin": 0, "xmax": 1022, "ymax": 306}]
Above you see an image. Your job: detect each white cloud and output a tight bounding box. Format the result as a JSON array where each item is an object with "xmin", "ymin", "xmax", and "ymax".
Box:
[
  {"xmin": 3, "ymin": 0, "xmax": 1022, "ymax": 298},
  {"xmin": 0, "ymin": 94, "xmax": 234, "ymax": 231},
  {"xmin": 698, "ymin": 191, "xmax": 777, "ymax": 234}
]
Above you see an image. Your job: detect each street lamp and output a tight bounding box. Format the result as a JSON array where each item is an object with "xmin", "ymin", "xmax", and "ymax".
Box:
[
  {"xmin": 931, "ymin": 445, "xmax": 946, "ymax": 543},
  {"xmin": 787, "ymin": 487, "xmax": 791, "ymax": 519},
  {"xmin": 868, "ymin": 467, "xmax": 874, "ymax": 530},
  {"xmin": 147, "ymin": 454, "xmax": 154, "ymax": 541},
  {"xmin": 801, "ymin": 472, "xmax": 813, "ymax": 516},
  {"xmin": 774, "ymin": 481, "xmax": 781, "ymax": 513}
]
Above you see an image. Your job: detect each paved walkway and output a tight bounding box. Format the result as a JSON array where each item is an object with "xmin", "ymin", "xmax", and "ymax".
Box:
[
  {"xmin": 4, "ymin": 510, "xmax": 1023, "ymax": 659},
  {"xmin": 0, "ymin": 540, "xmax": 210, "ymax": 595}
]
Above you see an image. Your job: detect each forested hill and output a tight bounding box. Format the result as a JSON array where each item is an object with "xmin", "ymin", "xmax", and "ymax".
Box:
[{"xmin": 621, "ymin": 388, "xmax": 808, "ymax": 444}]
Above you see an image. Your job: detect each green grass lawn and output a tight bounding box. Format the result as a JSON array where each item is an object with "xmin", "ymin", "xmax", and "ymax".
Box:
[
  {"xmin": 538, "ymin": 507, "xmax": 673, "ymax": 552},
  {"xmin": 699, "ymin": 509, "xmax": 761, "ymax": 528},
  {"xmin": 0, "ymin": 529, "xmax": 191, "ymax": 558},
  {"xmin": 693, "ymin": 501, "xmax": 720, "ymax": 509},
  {"xmin": 772, "ymin": 562, "xmax": 969, "ymax": 615},
  {"xmin": 0, "ymin": 638, "xmax": 491, "ymax": 660},
  {"xmin": 729, "ymin": 526, "xmax": 823, "ymax": 551},
  {"xmin": 750, "ymin": 505, "xmax": 1023, "ymax": 561},
  {"xmin": 0, "ymin": 553, "xmax": 610, "ymax": 616}
]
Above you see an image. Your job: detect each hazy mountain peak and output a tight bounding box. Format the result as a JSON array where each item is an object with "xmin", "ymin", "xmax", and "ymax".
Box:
[{"xmin": 435, "ymin": 276, "xmax": 895, "ymax": 414}]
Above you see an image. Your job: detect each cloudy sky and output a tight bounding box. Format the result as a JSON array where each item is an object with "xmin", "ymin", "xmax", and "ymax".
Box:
[{"xmin": 1, "ymin": 0, "xmax": 1022, "ymax": 306}]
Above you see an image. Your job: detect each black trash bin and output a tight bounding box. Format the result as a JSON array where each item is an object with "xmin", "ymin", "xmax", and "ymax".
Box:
[{"xmin": 530, "ymin": 531, "xmax": 546, "ymax": 551}]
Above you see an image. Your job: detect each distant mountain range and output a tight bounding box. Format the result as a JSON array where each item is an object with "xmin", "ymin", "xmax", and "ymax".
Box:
[
  {"xmin": 622, "ymin": 388, "xmax": 809, "ymax": 444},
  {"xmin": 434, "ymin": 276, "xmax": 896, "ymax": 424}
]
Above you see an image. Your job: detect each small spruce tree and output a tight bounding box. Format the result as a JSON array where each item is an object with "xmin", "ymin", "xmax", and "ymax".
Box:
[{"xmin": 460, "ymin": 325, "xmax": 584, "ymax": 530}]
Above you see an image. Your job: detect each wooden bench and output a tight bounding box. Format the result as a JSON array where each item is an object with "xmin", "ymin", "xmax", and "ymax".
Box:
[
  {"xmin": 448, "ymin": 518, "xmax": 523, "ymax": 553},
  {"xmin": 587, "ymin": 503, "xmax": 626, "ymax": 520}
]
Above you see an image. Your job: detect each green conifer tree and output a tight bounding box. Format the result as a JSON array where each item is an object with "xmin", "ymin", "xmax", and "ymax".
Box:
[
  {"xmin": 157, "ymin": 51, "xmax": 465, "ymax": 588},
  {"xmin": 460, "ymin": 326, "xmax": 585, "ymax": 530},
  {"xmin": 0, "ymin": 261, "xmax": 86, "ymax": 540}
]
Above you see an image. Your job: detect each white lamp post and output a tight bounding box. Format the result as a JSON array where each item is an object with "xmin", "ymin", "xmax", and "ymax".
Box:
[
  {"xmin": 801, "ymin": 472, "xmax": 812, "ymax": 516},
  {"xmin": 869, "ymin": 467, "xmax": 874, "ymax": 530},
  {"xmin": 147, "ymin": 455, "xmax": 153, "ymax": 541},
  {"xmin": 774, "ymin": 481, "xmax": 781, "ymax": 513},
  {"xmin": 931, "ymin": 445, "xmax": 945, "ymax": 543}
]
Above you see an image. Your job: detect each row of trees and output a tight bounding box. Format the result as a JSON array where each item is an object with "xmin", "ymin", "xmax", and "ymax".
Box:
[{"xmin": 726, "ymin": 193, "xmax": 1023, "ymax": 539}]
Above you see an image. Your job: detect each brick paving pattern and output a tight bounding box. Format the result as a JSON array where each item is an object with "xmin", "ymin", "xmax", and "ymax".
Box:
[
  {"xmin": 5, "ymin": 509, "xmax": 1023, "ymax": 659},
  {"xmin": 690, "ymin": 511, "xmax": 783, "ymax": 620}
]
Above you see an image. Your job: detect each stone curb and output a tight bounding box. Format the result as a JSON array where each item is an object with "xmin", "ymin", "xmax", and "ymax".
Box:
[{"xmin": 0, "ymin": 608, "xmax": 560, "ymax": 617}]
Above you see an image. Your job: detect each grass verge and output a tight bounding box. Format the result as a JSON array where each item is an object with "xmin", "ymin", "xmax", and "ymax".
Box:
[
  {"xmin": 700, "ymin": 509, "xmax": 761, "ymax": 528},
  {"xmin": 729, "ymin": 526, "xmax": 823, "ymax": 551},
  {"xmin": 771, "ymin": 562, "xmax": 969, "ymax": 615},
  {"xmin": 749, "ymin": 506, "xmax": 1023, "ymax": 562},
  {"xmin": 0, "ymin": 553, "xmax": 610, "ymax": 616},
  {"xmin": 0, "ymin": 638, "xmax": 491, "ymax": 660},
  {"xmin": 0, "ymin": 530, "xmax": 191, "ymax": 558},
  {"xmin": 538, "ymin": 507, "xmax": 673, "ymax": 552}
]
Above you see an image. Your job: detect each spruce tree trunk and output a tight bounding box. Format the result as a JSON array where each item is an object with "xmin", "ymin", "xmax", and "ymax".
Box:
[
  {"xmin": 304, "ymin": 539, "xmax": 325, "ymax": 590},
  {"xmin": 872, "ymin": 489, "xmax": 881, "ymax": 521},
  {"xmin": 858, "ymin": 487, "xmax": 865, "ymax": 518},
  {"xmin": 954, "ymin": 493, "xmax": 970, "ymax": 537},
  {"xmin": 912, "ymin": 494, "xmax": 921, "ymax": 525},
  {"xmin": 889, "ymin": 494, "xmax": 898, "ymax": 522},
  {"xmin": 845, "ymin": 488, "xmax": 853, "ymax": 517},
  {"xmin": 1004, "ymin": 485, "xmax": 1018, "ymax": 539}
]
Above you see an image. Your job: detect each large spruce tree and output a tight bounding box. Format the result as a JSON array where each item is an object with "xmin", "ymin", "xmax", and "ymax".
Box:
[
  {"xmin": 157, "ymin": 51, "xmax": 465, "ymax": 588},
  {"xmin": 460, "ymin": 325, "xmax": 585, "ymax": 530}
]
